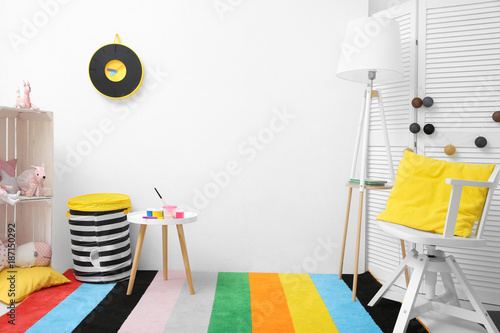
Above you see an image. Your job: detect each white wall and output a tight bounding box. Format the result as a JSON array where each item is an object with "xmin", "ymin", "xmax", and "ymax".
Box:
[
  {"xmin": 0, "ymin": 0, "xmax": 367, "ymax": 274},
  {"xmin": 369, "ymin": 0, "xmax": 411, "ymax": 15}
]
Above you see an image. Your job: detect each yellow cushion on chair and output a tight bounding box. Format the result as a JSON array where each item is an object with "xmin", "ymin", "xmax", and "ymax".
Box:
[{"xmin": 377, "ymin": 151, "xmax": 495, "ymax": 237}]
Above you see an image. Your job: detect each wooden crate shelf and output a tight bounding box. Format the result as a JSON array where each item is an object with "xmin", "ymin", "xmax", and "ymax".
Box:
[{"xmin": 0, "ymin": 106, "xmax": 53, "ymax": 246}]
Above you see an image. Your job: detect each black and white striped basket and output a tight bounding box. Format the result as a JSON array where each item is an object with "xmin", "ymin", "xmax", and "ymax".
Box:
[{"xmin": 67, "ymin": 194, "xmax": 132, "ymax": 283}]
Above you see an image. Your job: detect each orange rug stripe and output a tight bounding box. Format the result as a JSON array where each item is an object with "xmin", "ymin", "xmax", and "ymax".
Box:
[{"xmin": 249, "ymin": 273, "xmax": 295, "ymax": 333}]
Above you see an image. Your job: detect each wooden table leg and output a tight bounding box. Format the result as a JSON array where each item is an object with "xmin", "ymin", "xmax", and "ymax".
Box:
[
  {"xmin": 352, "ymin": 191, "xmax": 364, "ymax": 302},
  {"xmin": 339, "ymin": 187, "xmax": 353, "ymax": 280},
  {"xmin": 127, "ymin": 224, "xmax": 147, "ymax": 295},
  {"xmin": 176, "ymin": 224, "xmax": 195, "ymax": 295},
  {"xmin": 162, "ymin": 225, "xmax": 168, "ymax": 280}
]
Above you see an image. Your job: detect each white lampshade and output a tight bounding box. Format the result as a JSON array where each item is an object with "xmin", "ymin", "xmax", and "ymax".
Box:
[{"xmin": 337, "ymin": 17, "xmax": 404, "ymax": 84}]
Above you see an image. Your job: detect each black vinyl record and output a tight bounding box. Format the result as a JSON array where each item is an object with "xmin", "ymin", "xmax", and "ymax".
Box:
[{"xmin": 89, "ymin": 43, "xmax": 143, "ymax": 99}]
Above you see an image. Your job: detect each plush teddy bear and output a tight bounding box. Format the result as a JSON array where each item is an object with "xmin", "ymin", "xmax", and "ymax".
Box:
[
  {"xmin": 17, "ymin": 164, "xmax": 46, "ymax": 197},
  {"xmin": 0, "ymin": 184, "xmax": 20, "ymax": 205}
]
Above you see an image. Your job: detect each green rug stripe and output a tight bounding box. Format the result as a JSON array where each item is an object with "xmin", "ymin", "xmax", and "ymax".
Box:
[{"xmin": 207, "ymin": 272, "xmax": 252, "ymax": 333}]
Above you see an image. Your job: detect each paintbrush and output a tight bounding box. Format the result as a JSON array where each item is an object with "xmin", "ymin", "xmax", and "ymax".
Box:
[{"xmin": 154, "ymin": 188, "xmax": 176, "ymax": 219}]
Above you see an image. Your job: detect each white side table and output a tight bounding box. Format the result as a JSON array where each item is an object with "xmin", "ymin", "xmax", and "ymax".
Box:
[{"xmin": 126, "ymin": 211, "xmax": 198, "ymax": 295}]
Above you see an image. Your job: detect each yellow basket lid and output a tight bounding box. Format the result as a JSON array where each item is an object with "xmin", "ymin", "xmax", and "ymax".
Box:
[{"xmin": 67, "ymin": 193, "xmax": 131, "ymax": 212}]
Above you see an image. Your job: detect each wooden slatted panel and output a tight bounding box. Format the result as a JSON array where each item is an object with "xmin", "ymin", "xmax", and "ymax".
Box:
[
  {"xmin": 0, "ymin": 115, "xmax": 17, "ymax": 243},
  {"xmin": 43, "ymin": 200, "xmax": 52, "ymax": 245},
  {"xmin": 15, "ymin": 203, "xmax": 27, "ymax": 245},
  {"xmin": 47, "ymin": 119, "xmax": 54, "ymax": 192},
  {"xmin": 0, "ymin": 117, "xmax": 6, "ymax": 242},
  {"xmin": 16, "ymin": 117, "xmax": 54, "ymax": 193},
  {"xmin": 15, "ymin": 201, "xmax": 51, "ymax": 244},
  {"xmin": 422, "ymin": 0, "xmax": 500, "ymax": 131},
  {"xmin": 1, "ymin": 107, "xmax": 53, "ymax": 247},
  {"xmin": 370, "ymin": 13, "xmax": 414, "ymax": 132},
  {"xmin": 16, "ymin": 118, "xmax": 31, "ymax": 247},
  {"xmin": 418, "ymin": 0, "xmax": 500, "ymax": 305},
  {"xmin": 7, "ymin": 117, "xmax": 16, "ymax": 243},
  {"xmin": 16, "ymin": 118, "xmax": 28, "ymax": 175},
  {"xmin": 364, "ymin": 0, "xmax": 416, "ymax": 279},
  {"xmin": 30, "ymin": 120, "xmax": 37, "ymax": 167},
  {"xmin": 16, "ymin": 115, "xmax": 53, "ymax": 170},
  {"xmin": 366, "ymin": 0, "xmax": 500, "ymax": 305},
  {"xmin": 38, "ymin": 121, "xmax": 47, "ymax": 186},
  {"xmin": 0, "ymin": 118, "xmax": 6, "ymax": 157},
  {"xmin": 7, "ymin": 118, "xmax": 15, "ymax": 161}
]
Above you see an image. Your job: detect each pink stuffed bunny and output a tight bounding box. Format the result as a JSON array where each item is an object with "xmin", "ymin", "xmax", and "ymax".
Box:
[
  {"xmin": 15, "ymin": 87, "xmax": 24, "ymax": 108},
  {"xmin": 16, "ymin": 81, "xmax": 39, "ymax": 110},
  {"xmin": 17, "ymin": 164, "xmax": 46, "ymax": 197},
  {"xmin": 23, "ymin": 81, "xmax": 39, "ymax": 110},
  {"xmin": 0, "ymin": 184, "xmax": 20, "ymax": 205}
]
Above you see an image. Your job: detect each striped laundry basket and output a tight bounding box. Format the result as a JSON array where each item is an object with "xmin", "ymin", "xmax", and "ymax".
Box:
[{"xmin": 67, "ymin": 193, "xmax": 132, "ymax": 283}]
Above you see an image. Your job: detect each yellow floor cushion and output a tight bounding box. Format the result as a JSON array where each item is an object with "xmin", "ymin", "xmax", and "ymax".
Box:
[{"xmin": 0, "ymin": 266, "xmax": 70, "ymax": 304}]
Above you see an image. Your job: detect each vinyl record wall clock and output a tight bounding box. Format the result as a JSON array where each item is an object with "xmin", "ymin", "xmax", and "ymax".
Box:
[{"xmin": 89, "ymin": 34, "xmax": 144, "ymax": 99}]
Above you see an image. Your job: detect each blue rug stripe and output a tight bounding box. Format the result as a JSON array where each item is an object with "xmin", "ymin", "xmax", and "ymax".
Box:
[
  {"xmin": 26, "ymin": 282, "xmax": 116, "ymax": 333},
  {"xmin": 310, "ymin": 274, "xmax": 383, "ymax": 333}
]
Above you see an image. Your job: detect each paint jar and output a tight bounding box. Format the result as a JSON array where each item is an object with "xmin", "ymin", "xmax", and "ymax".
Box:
[
  {"xmin": 152, "ymin": 210, "xmax": 163, "ymax": 218},
  {"xmin": 163, "ymin": 205, "xmax": 177, "ymax": 219},
  {"xmin": 176, "ymin": 209, "xmax": 184, "ymax": 219}
]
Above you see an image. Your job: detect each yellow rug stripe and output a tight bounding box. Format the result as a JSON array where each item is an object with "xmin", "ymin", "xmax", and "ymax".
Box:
[{"xmin": 279, "ymin": 273, "xmax": 339, "ymax": 333}]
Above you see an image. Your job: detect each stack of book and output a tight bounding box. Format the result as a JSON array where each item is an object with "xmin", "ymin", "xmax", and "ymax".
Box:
[{"xmin": 348, "ymin": 179, "xmax": 388, "ymax": 186}]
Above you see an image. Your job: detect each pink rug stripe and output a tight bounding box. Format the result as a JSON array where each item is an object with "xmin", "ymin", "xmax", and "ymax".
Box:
[{"xmin": 118, "ymin": 271, "xmax": 186, "ymax": 333}]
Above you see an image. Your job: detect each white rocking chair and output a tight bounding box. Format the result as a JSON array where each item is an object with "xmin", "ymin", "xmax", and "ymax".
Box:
[{"xmin": 369, "ymin": 167, "xmax": 500, "ymax": 333}]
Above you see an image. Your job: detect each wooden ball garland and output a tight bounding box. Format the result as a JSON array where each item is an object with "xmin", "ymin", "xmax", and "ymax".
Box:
[
  {"xmin": 492, "ymin": 111, "xmax": 500, "ymax": 122},
  {"xmin": 411, "ymin": 98, "xmax": 423, "ymax": 108},
  {"xmin": 409, "ymin": 123, "xmax": 435, "ymax": 135},
  {"xmin": 411, "ymin": 96, "xmax": 433, "ymax": 108},
  {"xmin": 422, "ymin": 96, "xmax": 434, "ymax": 107},
  {"xmin": 423, "ymin": 124, "xmax": 435, "ymax": 135},
  {"xmin": 407, "ymin": 98, "xmax": 496, "ymax": 154},
  {"xmin": 444, "ymin": 144, "xmax": 456, "ymax": 156},
  {"xmin": 475, "ymin": 136, "xmax": 487, "ymax": 148},
  {"xmin": 409, "ymin": 123, "xmax": 420, "ymax": 133}
]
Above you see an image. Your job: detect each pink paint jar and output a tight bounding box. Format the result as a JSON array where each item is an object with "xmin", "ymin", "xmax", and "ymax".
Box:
[{"xmin": 162, "ymin": 205, "xmax": 177, "ymax": 219}]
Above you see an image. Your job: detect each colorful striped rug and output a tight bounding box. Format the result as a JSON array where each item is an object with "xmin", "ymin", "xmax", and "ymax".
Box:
[{"xmin": 0, "ymin": 270, "xmax": 386, "ymax": 332}]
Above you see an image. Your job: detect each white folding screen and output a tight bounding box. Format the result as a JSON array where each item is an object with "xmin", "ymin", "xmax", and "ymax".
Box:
[
  {"xmin": 417, "ymin": 0, "xmax": 500, "ymax": 305},
  {"xmin": 365, "ymin": 0, "xmax": 500, "ymax": 305},
  {"xmin": 364, "ymin": 0, "xmax": 417, "ymax": 287}
]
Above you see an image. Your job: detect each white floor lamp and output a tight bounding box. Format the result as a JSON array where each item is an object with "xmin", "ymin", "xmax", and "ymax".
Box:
[{"xmin": 336, "ymin": 17, "xmax": 404, "ymax": 301}]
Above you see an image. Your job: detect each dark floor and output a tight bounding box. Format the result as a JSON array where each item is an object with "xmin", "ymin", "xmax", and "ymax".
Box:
[
  {"xmin": 342, "ymin": 272, "xmax": 500, "ymax": 333},
  {"xmin": 490, "ymin": 311, "xmax": 500, "ymax": 327},
  {"xmin": 342, "ymin": 272, "xmax": 427, "ymax": 333}
]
